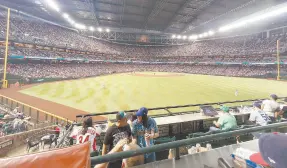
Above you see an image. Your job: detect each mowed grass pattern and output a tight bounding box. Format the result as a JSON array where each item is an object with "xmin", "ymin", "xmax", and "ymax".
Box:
[{"xmin": 20, "ymin": 72, "xmax": 287, "ymax": 116}]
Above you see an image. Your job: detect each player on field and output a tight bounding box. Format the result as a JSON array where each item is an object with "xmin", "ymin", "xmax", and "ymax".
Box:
[
  {"xmin": 76, "ymin": 117, "xmax": 99, "ymax": 156},
  {"xmin": 235, "ymin": 89, "xmax": 238, "ymax": 97}
]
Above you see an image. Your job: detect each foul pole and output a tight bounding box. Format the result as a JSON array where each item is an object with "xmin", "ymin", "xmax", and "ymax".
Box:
[
  {"xmin": 2, "ymin": 8, "xmax": 10, "ymax": 88},
  {"xmin": 277, "ymin": 40, "xmax": 280, "ymax": 80}
]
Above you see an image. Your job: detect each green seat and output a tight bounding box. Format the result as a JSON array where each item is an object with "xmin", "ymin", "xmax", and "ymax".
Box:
[{"xmin": 154, "ymin": 136, "xmax": 176, "ymax": 144}]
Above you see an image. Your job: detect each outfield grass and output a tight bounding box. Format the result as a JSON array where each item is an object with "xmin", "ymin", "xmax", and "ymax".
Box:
[{"xmin": 20, "ymin": 72, "xmax": 287, "ymax": 116}]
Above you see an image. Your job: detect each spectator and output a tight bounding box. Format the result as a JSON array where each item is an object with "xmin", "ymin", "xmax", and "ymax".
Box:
[
  {"xmin": 102, "ymin": 111, "xmax": 132, "ymax": 168},
  {"xmin": 248, "ymin": 102, "xmax": 271, "ymax": 126},
  {"xmin": 95, "ymin": 139, "xmax": 144, "ymax": 168},
  {"xmin": 279, "ymin": 98, "xmax": 287, "ymax": 119},
  {"xmin": 15, "ymin": 111, "xmax": 24, "ymax": 119},
  {"xmin": 258, "ymin": 133, "xmax": 287, "ymax": 168},
  {"xmin": 76, "ymin": 117, "xmax": 98, "ymax": 157},
  {"xmin": 12, "ymin": 107, "xmax": 19, "ymax": 114},
  {"xmin": 209, "ymin": 106, "xmax": 237, "ymax": 132},
  {"xmin": 132, "ymin": 107, "xmax": 159, "ymax": 163},
  {"xmin": 261, "ymin": 94, "xmax": 280, "ymax": 119},
  {"xmin": 54, "ymin": 124, "xmax": 60, "ymax": 138}
]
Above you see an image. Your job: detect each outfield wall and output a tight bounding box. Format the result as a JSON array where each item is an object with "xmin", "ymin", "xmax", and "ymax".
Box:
[{"xmin": 3, "ymin": 71, "xmax": 287, "ymax": 85}]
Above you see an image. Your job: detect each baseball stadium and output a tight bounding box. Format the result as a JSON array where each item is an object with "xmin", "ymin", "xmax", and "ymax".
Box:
[{"xmin": 0, "ymin": 0, "xmax": 287, "ymax": 168}]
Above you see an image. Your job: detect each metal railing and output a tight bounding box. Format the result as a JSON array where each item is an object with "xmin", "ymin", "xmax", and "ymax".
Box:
[
  {"xmin": 0, "ymin": 94, "xmax": 72, "ymax": 125},
  {"xmin": 91, "ymin": 122, "xmax": 287, "ymax": 165},
  {"xmin": 76, "ymin": 97, "xmax": 287, "ymax": 121}
]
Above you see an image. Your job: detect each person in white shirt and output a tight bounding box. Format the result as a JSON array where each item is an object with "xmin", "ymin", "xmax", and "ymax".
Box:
[
  {"xmin": 13, "ymin": 107, "xmax": 19, "ymax": 114},
  {"xmin": 261, "ymin": 94, "xmax": 280, "ymax": 118},
  {"xmin": 249, "ymin": 102, "xmax": 271, "ymax": 126},
  {"xmin": 76, "ymin": 117, "xmax": 101, "ymax": 156}
]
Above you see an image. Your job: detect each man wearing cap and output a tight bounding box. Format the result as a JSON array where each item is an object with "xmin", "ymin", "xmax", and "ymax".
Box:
[
  {"xmin": 261, "ymin": 94, "xmax": 280, "ymax": 118},
  {"xmin": 209, "ymin": 106, "xmax": 238, "ymax": 132},
  {"xmin": 132, "ymin": 107, "xmax": 159, "ymax": 163},
  {"xmin": 250, "ymin": 133, "xmax": 287, "ymax": 168},
  {"xmin": 102, "ymin": 111, "xmax": 132, "ymax": 168},
  {"xmin": 249, "ymin": 102, "xmax": 271, "ymax": 126}
]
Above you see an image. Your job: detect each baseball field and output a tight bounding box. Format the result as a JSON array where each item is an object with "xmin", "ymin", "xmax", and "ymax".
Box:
[{"xmin": 15, "ymin": 72, "xmax": 287, "ymax": 118}]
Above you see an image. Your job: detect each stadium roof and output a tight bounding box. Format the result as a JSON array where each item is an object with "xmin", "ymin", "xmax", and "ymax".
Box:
[{"xmin": 0, "ymin": 0, "xmax": 286, "ymax": 35}]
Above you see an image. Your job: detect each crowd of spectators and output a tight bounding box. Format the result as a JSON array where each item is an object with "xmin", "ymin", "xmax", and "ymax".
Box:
[
  {"xmin": 2, "ymin": 47, "xmax": 287, "ymax": 64},
  {"xmin": 1, "ymin": 12, "xmax": 287, "ymax": 58},
  {"xmin": 4, "ymin": 63, "xmax": 283, "ymax": 79},
  {"xmin": 0, "ymin": 106, "xmax": 29, "ymax": 137},
  {"xmin": 0, "ymin": 12, "xmax": 286, "ymax": 80}
]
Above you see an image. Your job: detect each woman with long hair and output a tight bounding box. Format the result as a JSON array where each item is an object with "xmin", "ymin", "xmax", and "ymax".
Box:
[
  {"xmin": 131, "ymin": 107, "xmax": 159, "ymax": 163},
  {"xmin": 76, "ymin": 117, "xmax": 101, "ymax": 156}
]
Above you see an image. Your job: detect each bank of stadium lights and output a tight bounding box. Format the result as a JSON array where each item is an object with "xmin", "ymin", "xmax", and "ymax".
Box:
[
  {"xmin": 97, "ymin": 27, "xmax": 103, "ymax": 32},
  {"xmin": 89, "ymin": 26, "xmax": 95, "ymax": 31},
  {"xmin": 189, "ymin": 35, "xmax": 198, "ymax": 40},
  {"xmin": 45, "ymin": 0, "xmax": 60, "ymax": 12},
  {"xmin": 62, "ymin": 13, "xmax": 69, "ymax": 19},
  {"xmin": 75, "ymin": 23, "xmax": 86, "ymax": 30},
  {"xmin": 208, "ymin": 30, "xmax": 214, "ymax": 36},
  {"xmin": 182, "ymin": 35, "xmax": 187, "ymax": 40},
  {"xmin": 219, "ymin": 5, "xmax": 287, "ymax": 32},
  {"xmin": 106, "ymin": 28, "xmax": 110, "ymax": 32},
  {"xmin": 177, "ymin": 35, "xmax": 182, "ymax": 39}
]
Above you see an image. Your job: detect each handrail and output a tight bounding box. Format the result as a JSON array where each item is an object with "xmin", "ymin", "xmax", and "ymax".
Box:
[
  {"xmin": 77, "ymin": 97, "xmax": 287, "ymax": 118},
  {"xmin": 91, "ymin": 122, "xmax": 287, "ymax": 165},
  {"xmin": 0, "ymin": 94, "xmax": 72, "ymax": 123}
]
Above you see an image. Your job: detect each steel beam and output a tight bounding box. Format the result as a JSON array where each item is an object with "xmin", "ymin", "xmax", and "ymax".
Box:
[
  {"xmin": 120, "ymin": 0, "xmax": 126, "ymax": 25},
  {"xmin": 182, "ymin": 0, "xmax": 257, "ymax": 33},
  {"xmin": 95, "ymin": 9, "xmax": 144, "ymax": 17},
  {"xmin": 144, "ymin": 0, "xmax": 168, "ymax": 28},
  {"xmin": 94, "ymin": 0, "xmax": 174, "ymax": 13},
  {"xmin": 180, "ymin": 0, "xmax": 215, "ymax": 33},
  {"xmin": 89, "ymin": 0, "xmax": 99, "ymax": 26},
  {"xmin": 164, "ymin": 0, "xmax": 193, "ymax": 31}
]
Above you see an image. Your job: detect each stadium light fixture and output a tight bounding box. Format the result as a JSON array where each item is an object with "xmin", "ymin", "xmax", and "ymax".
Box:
[
  {"xmin": 203, "ymin": 32, "xmax": 208, "ymax": 37},
  {"xmin": 106, "ymin": 28, "xmax": 110, "ymax": 32},
  {"xmin": 171, "ymin": 34, "xmax": 176, "ymax": 39},
  {"xmin": 218, "ymin": 5, "xmax": 287, "ymax": 32},
  {"xmin": 198, "ymin": 34, "xmax": 203, "ymax": 38},
  {"xmin": 182, "ymin": 35, "xmax": 187, "ymax": 40},
  {"xmin": 75, "ymin": 23, "xmax": 86, "ymax": 30},
  {"xmin": 177, "ymin": 35, "xmax": 182, "ymax": 39},
  {"xmin": 89, "ymin": 26, "xmax": 95, "ymax": 31},
  {"xmin": 67, "ymin": 18, "xmax": 75, "ymax": 25},
  {"xmin": 188, "ymin": 35, "xmax": 198, "ymax": 40},
  {"xmin": 97, "ymin": 27, "xmax": 103, "ymax": 32},
  {"xmin": 208, "ymin": 30, "xmax": 214, "ymax": 36},
  {"xmin": 45, "ymin": 0, "xmax": 60, "ymax": 12},
  {"xmin": 62, "ymin": 13, "xmax": 69, "ymax": 19}
]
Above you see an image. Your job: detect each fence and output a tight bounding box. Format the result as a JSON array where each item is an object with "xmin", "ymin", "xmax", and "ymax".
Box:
[
  {"xmin": 0, "ymin": 94, "xmax": 72, "ymax": 126},
  {"xmin": 90, "ymin": 122, "xmax": 287, "ymax": 165},
  {"xmin": 76, "ymin": 97, "xmax": 287, "ymax": 122}
]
